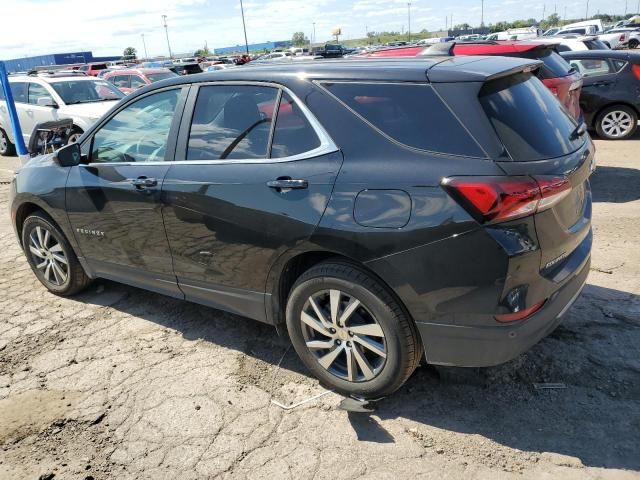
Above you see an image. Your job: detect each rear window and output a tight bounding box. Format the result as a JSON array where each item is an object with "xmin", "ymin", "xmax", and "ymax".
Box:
[
  {"xmin": 322, "ymin": 82, "xmax": 485, "ymax": 157},
  {"xmin": 480, "ymin": 73, "xmax": 583, "ymax": 162},
  {"xmin": 146, "ymin": 72, "xmax": 178, "ymax": 82},
  {"xmin": 532, "ymin": 49, "xmax": 574, "ymax": 78},
  {"xmin": 584, "ymin": 39, "xmax": 609, "ymax": 50},
  {"xmin": 92, "ymin": 64, "xmax": 107, "ymax": 70}
]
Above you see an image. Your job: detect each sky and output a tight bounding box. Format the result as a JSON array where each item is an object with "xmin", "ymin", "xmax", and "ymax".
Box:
[{"xmin": 0, "ymin": 0, "xmax": 634, "ymax": 60}]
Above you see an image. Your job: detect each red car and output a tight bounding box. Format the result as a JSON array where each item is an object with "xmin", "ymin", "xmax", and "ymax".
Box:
[
  {"xmin": 103, "ymin": 68, "xmax": 178, "ymax": 94},
  {"xmin": 77, "ymin": 63, "xmax": 109, "ymax": 77},
  {"xmin": 360, "ymin": 41, "xmax": 583, "ymax": 121}
]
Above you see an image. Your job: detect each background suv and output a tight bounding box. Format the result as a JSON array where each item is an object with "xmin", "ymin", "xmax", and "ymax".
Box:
[
  {"xmin": 0, "ymin": 73, "xmax": 124, "ymax": 155},
  {"xmin": 10, "ymin": 57, "xmax": 593, "ymax": 398},
  {"xmin": 103, "ymin": 68, "xmax": 178, "ymax": 94}
]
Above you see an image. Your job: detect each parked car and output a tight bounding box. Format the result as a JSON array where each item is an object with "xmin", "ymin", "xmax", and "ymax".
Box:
[
  {"xmin": 77, "ymin": 63, "xmax": 109, "ymax": 77},
  {"xmin": 0, "ymin": 72, "xmax": 124, "ymax": 155},
  {"xmin": 561, "ymin": 50, "xmax": 640, "ymax": 139},
  {"xmin": 554, "ymin": 21, "xmax": 630, "ymax": 49},
  {"xmin": 103, "ymin": 68, "xmax": 178, "ymax": 94},
  {"xmin": 206, "ymin": 64, "xmax": 237, "ymax": 72},
  {"xmin": 605, "ymin": 28, "xmax": 640, "ymax": 49},
  {"xmin": 9, "ymin": 57, "xmax": 593, "ymax": 398},
  {"xmin": 170, "ymin": 63, "xmax": 203, "ymax": 75},
  {"xmin": 359, "ymin": 41, "xmax": 584, "ymax": 121},
  {"xmin": 485, "ymin": 26, "xmax": 543, "ymax": 41},
  {"xmin": 535, "ymin": 35, "xmax": 611, "ymax": 52}
]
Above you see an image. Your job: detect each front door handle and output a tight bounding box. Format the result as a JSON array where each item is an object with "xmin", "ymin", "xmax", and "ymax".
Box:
[
  {"xmin": 267, "ymin": 178, "xmax": 308, "ymax": 191},
  {"xmin": 128, "ymin": 176, "xmax": 158, "ymax": 188}
]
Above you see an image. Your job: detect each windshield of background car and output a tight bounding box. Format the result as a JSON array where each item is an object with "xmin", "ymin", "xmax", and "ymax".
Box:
[
  {"xmin": 146, "ymin": 72, "xmax": 178, "ymax": 82},
  {"xmin": 479, "ymin": 72, "xmax": 584, "ymax": 161},
  {"xmin": 51, "ymin": 80, "xmax": 124, "ymax": 104}
]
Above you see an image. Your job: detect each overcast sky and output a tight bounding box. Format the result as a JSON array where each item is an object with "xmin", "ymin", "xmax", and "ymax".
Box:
[{"xmin": 0, "ymin": 0, "xmax": 632, "ymax": 60}]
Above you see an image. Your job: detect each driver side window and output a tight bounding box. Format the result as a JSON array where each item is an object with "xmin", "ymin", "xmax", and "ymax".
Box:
[{"xmin": 91, "ymin": 89, "xmax": 180, "ymax": 163}]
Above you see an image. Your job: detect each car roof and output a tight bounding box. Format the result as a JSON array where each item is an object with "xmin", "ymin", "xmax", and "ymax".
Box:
[
  {"xmin": 105, "ymin": 68, "xmax": 171, "ymax": 75},
  {"xmin": 560, "ymin": 50, "xmax": 638, "ymax": 60},
  {"xmin": 140, "ymin": 57, "xmax": 541, "ymax": 89},
  {"xmin": 8, "ymin": 74, "xmax": 101, "ymax": 83}
]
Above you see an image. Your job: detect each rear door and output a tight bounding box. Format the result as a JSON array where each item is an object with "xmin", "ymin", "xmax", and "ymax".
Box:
[
  {"xmin": 162, "ymin": 82, "xmax": 342, "ymax": 321},
  {"xmin": 565, "ymin": 57, "xmax": 621, "ymax": 120},
  {"xmin": 26, "ymin": 82, "xmax": 59, "ymax": 138},
  {"xmin": 479, "ymin": 72, "xmax": 594, "ymax": 281},
  {"xmin": 66, "ymin": 86, "xmax": 187, "ymax": 297}
]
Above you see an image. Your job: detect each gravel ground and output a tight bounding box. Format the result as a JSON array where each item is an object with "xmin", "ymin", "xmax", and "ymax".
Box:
[{"xmin": 0, "ymin": 135, "xmax": 639, "ymax": 480}]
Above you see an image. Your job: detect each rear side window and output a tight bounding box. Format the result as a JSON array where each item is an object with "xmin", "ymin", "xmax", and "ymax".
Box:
[
  {"xmin": 270, "ymin": 92, "xmax": 321, "ymax": 158},
  {"xmin": 568, "ymin": 58, "xmax": 613, "ymax": 77},
  {"xmin": 323, "ymin": 82, "xmax": 484, "ymax": 157},
  {"xmin": 28, "ymin": 83, "xmax": 50, "ymax": 105},
  {"xmin": 480, "ymin": 73, "xmax": 583, "ymax": 162}
]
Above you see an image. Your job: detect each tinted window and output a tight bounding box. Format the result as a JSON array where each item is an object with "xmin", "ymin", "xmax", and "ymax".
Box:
[
  {"xmin": 28, "ymin": 83, "xmax": 50, "ymax": 105},
  {"xmin": 91, "ymin": 64, "xmax": 107, "ymax": 71},
  {"xmin": 10, "ymin": 82, "xmax": 27, "ymax": 103},
  {"xmin": 480, "ymin": 73, "xmax": 583, "ymax": 162},
  {"xmin": 324, "ymin": 82, "xmax": 484, "ymax": 157},
  {"xmin": 187, "ymin": 85, "xmax": 278, "ymax": 160},
  {"xmin": 270, "ymin": 92, "xmax": 321, "ymax": 158},
  {"xmin": 146, "ymin": 72, "xmax": 178, "ymax": 82},
  {"xmin": 530, "ymin": 49, "xmax": 574, "ymax": 78},
  {"xmin": 91, "ymin": 89, "xmax": 180, "ymax": 163},
  {"xmin": 130, "ymin": 76, "xmax": 146, "ymax": 89},
  {"xmin": 110, "ymin": 75, "xmax": 130, "ymax": 88},
  {"xmin": 584, "ymin": 39, "xmax": 609, "ymax": 50},
  {"xmin": 51, "ymin": 80, "xmax": 123, "ymax": 104}
]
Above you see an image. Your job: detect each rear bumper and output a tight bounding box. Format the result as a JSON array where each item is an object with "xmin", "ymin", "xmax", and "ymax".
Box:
[{"xmin": 416, "ymin": 254, "xmax": 590, "ymax": 367}]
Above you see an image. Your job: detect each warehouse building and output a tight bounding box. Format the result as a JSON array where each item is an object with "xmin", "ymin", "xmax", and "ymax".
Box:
[
  {"xmin": 214, "ymin": 40, "xmax": 291, "ymax": 55},
  {"xmin": 3, "ymin": 51, "xmax": 120, "ymax": 73}
]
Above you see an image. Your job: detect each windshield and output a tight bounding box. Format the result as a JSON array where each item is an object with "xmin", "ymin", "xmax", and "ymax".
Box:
[
  {"xmin": 480, "ymin": 73, "xmax": 584, "ymax": 161},
  {"xmin": 51, "ymin": 80, "xmax": 124, "ymax": 104},
  {"xmin": 146, "ymin": 72, "xmax": 178, "ymax": 82}
]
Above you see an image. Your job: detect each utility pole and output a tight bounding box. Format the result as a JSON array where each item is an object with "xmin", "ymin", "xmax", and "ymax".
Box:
[
  {"xmin": 141, "ymin": 33, "xmax": 148, "ymax": 60},
  {"xmin": 585, "ymin": 0, "xmax": 589, "ymax": 19},
  {"xmin": 542, "ymin": 4, "xmax": 546, "ymax": 20},
  {"xmin": 313, "ymin": 22, "xmax": 316, "ymax": 44},
  {"xmin": 161, "ymin": 15, "xmax": 173, "ymax": 59},
  {"xmin": 624, "ymin": 0, "xmax": 628, "ymax": 15},
  {"xmin": 564, "ymin": 5, "xmax": 567, "ymax": 20},
  {"xmin": 481, "ymin": 0, "xmax": 485, "ymax": 27},
  {"xmin": 407, "ymin": 2, "xmax": 412, "ymax": 42},
  {"xmin": 239, "ymin": 0, "xmax": 249, "ymax": 54}
]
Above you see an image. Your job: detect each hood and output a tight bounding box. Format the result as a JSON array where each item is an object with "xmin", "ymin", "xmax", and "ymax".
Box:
[{"xmin": 59, "ymin": 100, "xmax": 119, "ymax": 121}]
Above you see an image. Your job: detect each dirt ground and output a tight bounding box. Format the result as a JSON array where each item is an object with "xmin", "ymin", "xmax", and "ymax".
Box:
[{"xmin": 0, "ymin": 134, "xmax": 638, "ymax": 480}]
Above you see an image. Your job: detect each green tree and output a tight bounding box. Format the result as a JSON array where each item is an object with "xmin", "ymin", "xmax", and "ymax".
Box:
[
  {"xmin": 122, "ymin": 47, "xmax": 137, "ymax": 60},
  {"xmin": 194, "ymin": 44, "xmax": 212, "ymax": 57},
  {"xmin": 292, "ymin": 32, "xmax": 309, "ymax": 46}
]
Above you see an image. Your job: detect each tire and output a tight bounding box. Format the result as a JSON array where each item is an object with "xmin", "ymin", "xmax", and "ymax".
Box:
[
  {"xmin": 66, "ymin": 127, "xmax": 83, "ymax": 145},
  {"xmin": 21, "ymin": 212, "xmax": 92, "ymax": 296},
  {"xmin": 0, "ymin": 128, "xmax": 16, "ymax": 156},
  {"xmin": 629, "ymin": 39, "xmax": 639, "ymax": 49},
  {"xmin": 286, "ymin": 261, "xmax": 422, "ymax": 398},
  {"xmin": 595, "ymin": 105, "xmax": 638, "ymax": 140}
]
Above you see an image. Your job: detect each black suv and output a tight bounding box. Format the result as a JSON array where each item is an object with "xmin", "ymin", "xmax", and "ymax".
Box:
[{"xmin": 10, "ymin": 57, "xmax": 594, "ymax": 398}]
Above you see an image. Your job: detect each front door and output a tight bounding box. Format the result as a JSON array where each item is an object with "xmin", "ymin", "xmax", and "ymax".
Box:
[
  {"xmin": 161, "ymin": 83, "xmax": 342, "ymax": 321},
  {"xmin": 66, "ymin": 86, "xmax": 187, "ymax": 297}
]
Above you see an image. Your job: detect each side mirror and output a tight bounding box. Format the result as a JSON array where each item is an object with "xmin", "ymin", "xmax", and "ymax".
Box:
[
  {"xmin": 37, "ymin": 96, "xmax": 58, "ymax": 108},
  {"xmin": 55, "ymin": 142, "xmax": 82, "ymax": 167}
]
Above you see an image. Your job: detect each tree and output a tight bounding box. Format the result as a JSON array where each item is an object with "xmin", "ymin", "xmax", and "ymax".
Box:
[
  {"xmin": 292, "ymin": 32, "xmax": 309, "ymax": 46},
  {"xmin": 194, "ymin": 43, "xmax": 212, "ymax": 57},
  {"xmin": 122, "ymin": 47, "xmax": 137, "ymax": 60}
]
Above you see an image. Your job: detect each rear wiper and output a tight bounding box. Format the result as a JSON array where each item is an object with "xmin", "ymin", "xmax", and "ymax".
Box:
[{"xmin": 569, "ymin": 122, "xmax": 587, "ymax": 140}]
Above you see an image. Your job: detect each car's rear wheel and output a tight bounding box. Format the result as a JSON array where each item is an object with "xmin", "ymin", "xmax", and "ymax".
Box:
[
  {"xmin": 21, "ymin": 213, "xmax": 92, "ymax": 295},
  {"xmin": 0, "ymin": 128, "xmax": 16, "ymax": 156},
  {"xmin": 286, "ymin": 261, "xmax": 422, "ymax": 398},
  {"xmin": 596, "ymin": 105, "xmax": 638, "ymax": 140}
]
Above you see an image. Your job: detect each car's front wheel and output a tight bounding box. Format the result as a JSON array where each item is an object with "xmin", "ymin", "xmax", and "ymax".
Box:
[
  {"xmin": 286, "ymin": 261, "xmax": 422, "ymax": 398},
  {"xmin": 595, "ymin": 105, "xmax": 638, "ymax": 140},
  {"xmin": 21, "ymin": 213, "xmax": 92, "ymax": 295},
  {"xmin": 66, "ymin": 127, "xmax": 83, "ymax": 145}
]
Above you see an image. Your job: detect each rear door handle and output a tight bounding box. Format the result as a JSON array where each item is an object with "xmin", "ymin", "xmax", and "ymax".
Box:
[
  {"xmin": 267, "ymin": 178, "xmax": 308, "ymax": 190},
  {"xmin": 128, "ymin": 176, "xmax": 158, "ymax": 188}
]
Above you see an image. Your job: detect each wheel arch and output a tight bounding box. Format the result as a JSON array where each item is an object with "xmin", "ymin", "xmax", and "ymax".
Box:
[{"xmin": 14, "ymin": 202, "xmax": 54, "ymax": 247}]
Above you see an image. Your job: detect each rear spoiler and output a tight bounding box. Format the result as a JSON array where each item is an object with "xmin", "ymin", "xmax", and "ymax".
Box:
[{"xmin": 425, "ymin": 55, "xmax": 542, "ymax": 83}]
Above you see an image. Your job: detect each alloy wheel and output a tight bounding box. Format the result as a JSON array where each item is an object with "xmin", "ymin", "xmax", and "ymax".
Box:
[
  {"xmin": 0, "ymin": 130, "xmax": 8, "ymax": 154},
  {"xmin": 300, "ymin": 289, "xmax": 387, "ymax": 382},
  {"xmin": 67, "ymin": 132, "xmax": 82, "ymax": 144},
  {"xmin": 601, "ymin": 110, "xmax": 634, "ymax": 138},
  {"xmin": 28, "ymin": 226, "xmax": 68, "ymax": 286}
]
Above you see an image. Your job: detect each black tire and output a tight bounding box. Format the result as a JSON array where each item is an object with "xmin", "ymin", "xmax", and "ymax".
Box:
[
  {"xmin": 0, "ymin": 128, "xmax": 16, "ymax": 156},
  {"xmin": 21, "ymin": 212, "xmax": 92, "ymax": 296},
  {"xmin": 629, "ymin": 39, "xmax": 639, "ymax": 49},
  {"xmin": 595, "ymin": 105, "xmax": 638, "ymax": 140},
  {"xmin": 286, "ymin": 261, "xmax": 422, "ymax": 398},
  {"xmin": 66, "ymin": 127, "xmax": 83, "ymax": 145}
]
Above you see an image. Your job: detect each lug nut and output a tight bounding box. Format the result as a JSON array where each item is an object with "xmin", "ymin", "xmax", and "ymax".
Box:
[
  {"xmin": 346, "ymin": 341, "xmax": 352, "ymax": 347},
  {"xmin": 348, "ymin": 331, "xmax": 354, "ymax": 337},
  {"xmin": 330, "ymin": 328, "xmax": 336, "ymax": 334},
  {"xmin": 336, "ymin": 340, "xmax": 341, "ymax": 345}
]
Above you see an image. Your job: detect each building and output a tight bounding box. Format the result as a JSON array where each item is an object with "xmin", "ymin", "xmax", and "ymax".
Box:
[
  {"xmin": 214, "ymin": 40, "xmax": 291, "ymax": 55},
  {"xmin": 3, "ymin": 52, "xmax": 121, "ymax": 73}
]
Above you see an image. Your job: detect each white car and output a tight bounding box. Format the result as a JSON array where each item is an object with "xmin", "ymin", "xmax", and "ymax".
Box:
[
  {"xmin": 535, "ymin": 35, "xmax": 610, "ymax": 52},
  {"xmin": 0, "ymin": 72, "xmax": 124, "ymax": 156},
  {"xmin": 555, "ymin": 22, "xmax": 630, "ymax": 49},
  {"xmin": 605, "ymin": 28, "xmax": 640, "ymax": 49}
]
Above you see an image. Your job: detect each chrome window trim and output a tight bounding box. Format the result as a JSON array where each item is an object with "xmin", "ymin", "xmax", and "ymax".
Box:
[{"xmin": 81, "ymin": 80, "xmax": 339, "ymax": 167}]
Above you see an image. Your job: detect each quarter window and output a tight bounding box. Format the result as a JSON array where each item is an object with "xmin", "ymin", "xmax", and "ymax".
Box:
[
  {"xmin": 270, "ymin": 92, "xmax": 321, "ymax": 158},
  {"xmin": 568, "ymin": 59, "xmax": 613, "ymax": 77},
  {"xmin": 186, "ymin": 85, "xmax": 278, "ymax": 160},
  {"xmin": 91, "ymin": 89, "xmax": 180, "ymax": 163},
  {"xmin": 323, "ymin": 82, "xmax": 484, "ymax": 157},
  {"xmin": 9, "ymin": 82, "xmax": 27, "ymax": 103},
  {"xmin": 28, "ymin": 83, "xmax": 50, "ymax": 105}
]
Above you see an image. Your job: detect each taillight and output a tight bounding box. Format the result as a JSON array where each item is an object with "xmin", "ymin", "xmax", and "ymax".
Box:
[
  {"xmin": 495, "ymin": 299, "xmax": 546, "ymax": 322},
  {"xmin": 441, "ymin": 175, "xmax": 571, "ymax": 224},
  {"xmin": 620, "ymin": 34, "xmax": 625, "ymax": 42},
  {"xmin": 632, "ymin": 64, "xmax": 640, "ymax": 81}
]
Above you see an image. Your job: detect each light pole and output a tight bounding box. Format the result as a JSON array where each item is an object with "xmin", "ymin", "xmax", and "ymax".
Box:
[
  {"xmin": 313, "ymin": 22, "xmax": 316, "ymax": 44},
  {"xmin": 481, "ymin": 0, "xmax": 484, "ymax": 27},
  {"xmin": 161, "ymin": 15, "xmax": 173, "ymax": 59},
  {"xmin": 585, "ymin": 0, "xmax": 589, "ymax": 19},
  {"xmin": 407, "ymin": 2, "xmax": 412, "ymax": 42},
  {"xmin": 239, "ymin": 0, "xmax": 249, "ymax": 54},
  {"xmin": 141, "ymin": 33, "xmax": 148, "ymax": 60}
]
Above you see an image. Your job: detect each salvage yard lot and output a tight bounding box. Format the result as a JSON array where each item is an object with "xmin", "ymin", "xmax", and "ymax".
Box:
[{"xmin": 0, "ymin": 136, "xmax": 639, "ymax": 479}]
